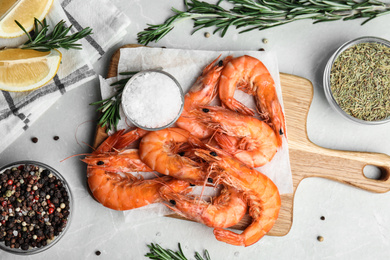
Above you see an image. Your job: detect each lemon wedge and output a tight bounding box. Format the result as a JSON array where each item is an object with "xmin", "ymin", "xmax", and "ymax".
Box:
[
  {"xmin": 0, "ymin": 0, "xmax": 54, "ymax": 38},
  {"xmin": 0, "ymin": 48, "xmax": 62, "ymax": 92}
]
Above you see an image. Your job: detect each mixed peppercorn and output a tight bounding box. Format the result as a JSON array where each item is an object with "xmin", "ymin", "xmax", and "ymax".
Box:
[{"xmin": 0, "ymin": 164, "xmax": 70, "ymax": 251}]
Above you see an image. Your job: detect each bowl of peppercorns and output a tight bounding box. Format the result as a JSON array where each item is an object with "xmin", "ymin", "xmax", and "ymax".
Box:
[{"xmin": 0, "ymin": 161, "xmax": 73, "ymax": 255}]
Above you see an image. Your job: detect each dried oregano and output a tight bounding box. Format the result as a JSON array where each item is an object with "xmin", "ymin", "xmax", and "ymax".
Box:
[{"xmin": 330, "ymin": 42, "xmax": 390, "ymax": 121}]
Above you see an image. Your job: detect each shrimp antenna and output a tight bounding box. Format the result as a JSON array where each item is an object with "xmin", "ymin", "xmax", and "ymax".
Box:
[
  {"xmin": 74, "ymin": 120, "xmax": 95, "ymax": 149},
  {"xmin": 198, "ymin": 169, "xmax": 214, "ymax": 203},
  {"xmin": 60, "ymin": 153, "xmax": 91, "ymax": 162},
  {"xmin": 150, "ymin": 171, "xmax": 162, "ymax": 179},
  {"xmin": 82, "ymin": 141, "xmax": 96, "ymax": 151}
]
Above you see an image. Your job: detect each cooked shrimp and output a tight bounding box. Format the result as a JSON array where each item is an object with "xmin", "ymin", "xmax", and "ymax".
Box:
[
  {"xmin": 194, "ymin": 147, "xmax": 281, "ymax": 247},
  {"xmin": 82, "ymin": 149, "xmax": 152, "ymax": 173},
  {"xmin": 94, "ymin": 129, "xmax": 125, "ymax": 154},
  {"xmin": 160, "ymin": 184, "xmax": 247, "ymax": 228},
  {"xmin": 194, "ymin": 106, "xmax": 278, "ymax": 168},
  {"xmin": 85, "ymin": 129, "xmax": 190, "ymax": 211},
  {"xmin": 86, "ymin": 128, "xmax": 152, "ymax": 173},
  {"xmin": 176, "ymin": 55, "xmax": 232, "ymax": 139},
  {"xmin": 139, "ymin": 128, "xmax": 207, "ymax": 184},
  {"xmin": 94, "ymin": 127, "xmax": 148, "ymax": 154},
  {"xmin": 87, "ymin": 167, "xmax": 190, "ymax": 211},
  {"xmin": 219, "ymin": 55, "xmax": 286, "ymax": 147},
  {"xmin": 114, "ymin": 127, "xmax": 149, "ymax": 150}
]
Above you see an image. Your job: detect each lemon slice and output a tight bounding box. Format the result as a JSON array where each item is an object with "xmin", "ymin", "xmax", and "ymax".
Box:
[
  {"xmin": 0, "ymin": 48, "xmax": 62, "ymax": 92},
  {"xmin": 0, "ymin": 0, "xmax": 54, "ymax": 38}
]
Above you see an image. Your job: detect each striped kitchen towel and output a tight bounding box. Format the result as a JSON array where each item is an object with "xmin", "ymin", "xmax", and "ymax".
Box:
[{"xmin": 0, "ymin": 0, "xmax": 131, "ymax": 154}]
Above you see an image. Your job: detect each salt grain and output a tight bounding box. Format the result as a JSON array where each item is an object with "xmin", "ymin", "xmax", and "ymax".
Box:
[{"xmin": 122, "ymin": 71, "xmax": 183, "ymax": 129}]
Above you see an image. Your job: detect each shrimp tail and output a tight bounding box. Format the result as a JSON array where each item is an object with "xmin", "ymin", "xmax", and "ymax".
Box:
[
  {"xmin": 94, "ymin": 127, "xmax": 148, "ymax": 154},
  {"xmin": 177, "ymin": 55, "xmax": 234, "ymax": 139},
  {"xmin": 203, "ymin": 54, "xmax": 222, "ymax": 75},
  {"xmin": 114, "ymin": 128, "xmax": 149, "ymax": 150},
  {"xmin": 94, "ymin": 129, "xmax": 126, "ymax": 154},
  {"xmin": 213, "ymin": 133, "xmax": 238, "ymax": 154},
  {"xmin": 213, "ymin": 228, "xmax": 247, "ymax": 246},
  {"xmin": 221, "ymin": 99, "xmax": 255, "ymax": 116},
  {"xmin": 213, "ymin": 207, "xmax": 276, "ymax": 247}
]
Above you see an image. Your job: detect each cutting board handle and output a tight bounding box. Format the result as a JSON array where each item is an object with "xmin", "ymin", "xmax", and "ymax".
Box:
[
  {"xmin": 291, "ymin": 140, "xmax": 390, "ymax": 193},
  {"xmin": 281, "ymin": 73, "xmax": 390, "ymax": 194}
]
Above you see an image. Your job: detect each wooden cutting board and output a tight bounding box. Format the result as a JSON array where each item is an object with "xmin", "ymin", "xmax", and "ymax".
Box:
[{"xmin": 93, "ymin": 44, "xmax": 390, "ymax": 236}]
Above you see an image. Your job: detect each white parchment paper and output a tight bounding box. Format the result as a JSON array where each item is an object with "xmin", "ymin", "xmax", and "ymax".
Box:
[{"xmin": 98, "ymin": 47, "xmax": 293, "ymax": 222}]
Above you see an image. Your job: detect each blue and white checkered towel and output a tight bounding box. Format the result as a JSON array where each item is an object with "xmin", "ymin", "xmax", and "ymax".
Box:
[{"xmin": 0, "ymin": 0, "xmax": 131, "ymax": 154}]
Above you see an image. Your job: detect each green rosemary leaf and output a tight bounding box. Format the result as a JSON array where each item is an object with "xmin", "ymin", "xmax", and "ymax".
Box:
[
  {"xmin": 221, "ymin": 20, "xmax": 235, "ymax": 37},
  {"xmin": 352, "ymin": 1, "xmax": 369, "ymax": 9},
  {"xmin": 110, "ymin": 78, "xmax": 130, "ymax": 86},
  {"xmin": 313, "ymin": 17, "xmax": 342, "ymax": 23},
  {"xmin": 151, "ymin": 244, "xmax": 173, "ymax": 260},
  {"xmin": 17, "ymin": 18, "xmax": 92, "ymax": 51},
  {"xmin": 119, "ymin": 71, "xmax": 139, "ymax": 76},
  {"xmin": 91, "ymin": 73, "xmax": 137, "ymax": 131},
  {"xmin": 195, "ymin": 253, "xmax": 204, "ymax": 260},
  {"xmin": 90, "ymin": 100, "xmax": 105, "ymax": 106},
  {"xmin": 33, "ymin": 25, "xmax": 48, "ymax": 42},
  {"xmin": 114, "ymin": 114, "xmax": 120, "ymax": 128},
  {"xmin": 204, "ymin": 250, "xmax": 211, "ymax": 260},
  {"xmin": 33, "ymin": 18, "xmax": 40, "ymax": 36},
  {"xmin": 51, "ymin": 22, "xmax": 63, "ymax": 38},
  {"xmin": 145, "ymin": 243, "xmax": 210, "ymax": 260},
  {"xmin": 177, "ymin": 243, "xmax": 187, "ymax": 259},
  {"xmin": 98, "ymin": 114, "xmax": 108, "ymax": 127},
  {"xmin": 14, "ymin": 20, "xmax": 32, "ymax": 42},
  {"xmin": 137, "ymin": 0, "xmax": 390, "ymax": 45}
]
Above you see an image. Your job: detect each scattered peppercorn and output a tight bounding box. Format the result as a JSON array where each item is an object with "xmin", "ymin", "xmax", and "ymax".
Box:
[
  {"xmin": 317, "ymin": 236, "xmax": 324, "ymax": 242},
  {"xmin": 204, "ymin": 32, "xmax": 210, "ymax": 38},
  {"xmin": 95, "ymin": 250, "xmax": 101, "ymax": 256},
  {"xmin": 31, "ymin": 137, "xmax": 38, "ymax": 143},
  {"xmin": 53, "ymin": 136, "xmax": 60, "ymax": 141}
]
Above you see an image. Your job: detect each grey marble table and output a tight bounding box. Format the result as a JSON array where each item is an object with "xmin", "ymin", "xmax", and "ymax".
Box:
[{"xmin": 1, "ymin": 0, "xmax": 390, "ymax": 259}]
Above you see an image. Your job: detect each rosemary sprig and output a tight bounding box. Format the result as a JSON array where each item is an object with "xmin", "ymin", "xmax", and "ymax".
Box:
[
  {"xmin": 16, "ymin": 18, "xmax": 93, "ymax": 52},
  {"xmin": 90, "ymin": 72, "xmax": 138, "ymax": 132},
  {"xmin": 145, "ymin": 243, "xmax": 211, "ymax": 260},
  {"xmin": 137, "ymin": 0, "xmax": 390, "ymax": 45}
]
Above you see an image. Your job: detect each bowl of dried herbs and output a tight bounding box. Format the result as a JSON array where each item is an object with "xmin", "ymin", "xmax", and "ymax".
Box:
[{"xmin": 323, "ymin": 36, "xmax": 390, "ymax": 124}]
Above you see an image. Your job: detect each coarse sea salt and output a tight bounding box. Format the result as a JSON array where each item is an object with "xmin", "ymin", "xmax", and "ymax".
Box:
[{"xmin": 122, "ymin": 71, "xmax": 183, "ymax": 129}]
